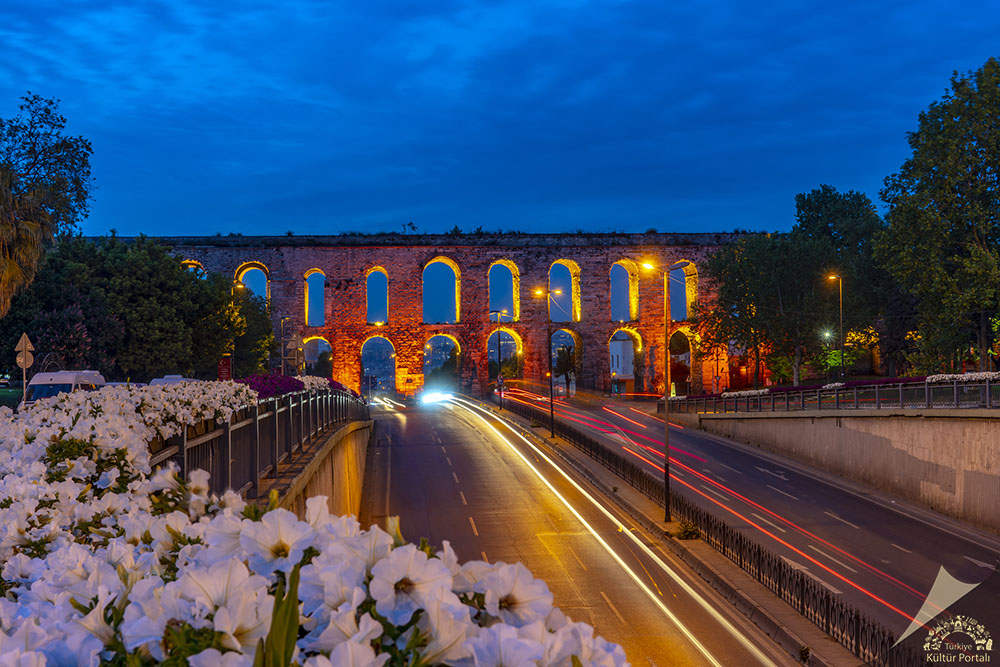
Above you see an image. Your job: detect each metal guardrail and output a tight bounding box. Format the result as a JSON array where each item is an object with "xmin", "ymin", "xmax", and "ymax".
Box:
[
  {"xmin": 499, "ymin": 395, "xmax": 921, "ymax": 667},
  {"xmin": 149, "ymin": 389, "xmax": 370, "ymax": 497},
  {"xmin": 667, "ymin": 379, "xmax": 1000, "ymax": 414}
]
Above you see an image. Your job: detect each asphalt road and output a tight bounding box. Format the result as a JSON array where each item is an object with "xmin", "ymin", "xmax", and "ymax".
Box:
[
  {"xmin": 502, "ymin": 387, "xmax": 1000, "ymax": 640},
  {"xmin": 361, "ymin": 398, "xmax": 796, "ymax": 667}
]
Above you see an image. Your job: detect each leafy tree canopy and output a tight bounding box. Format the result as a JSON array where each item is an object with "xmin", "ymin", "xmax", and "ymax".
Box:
[{"xmin": 0, "ymin": 94, "xmax": 93, "ymax": 316}]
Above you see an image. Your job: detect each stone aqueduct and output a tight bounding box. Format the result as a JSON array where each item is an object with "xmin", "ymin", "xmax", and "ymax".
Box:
[{"xmin": 161, "ymin": 233, "xmax": 735, "ymax": 396}]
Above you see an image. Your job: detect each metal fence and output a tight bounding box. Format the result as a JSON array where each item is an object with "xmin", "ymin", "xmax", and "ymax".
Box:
[
  {"xmin": 668, "ymin": 379, "xmax": 1000, "ymax": 414},
  {"xmin": 149, "ymin": 389, "xmax": 370, "ymax": 497},
  {"xmin": 500, "ymin": 395, "xmax": 921, "ymax": 667}
]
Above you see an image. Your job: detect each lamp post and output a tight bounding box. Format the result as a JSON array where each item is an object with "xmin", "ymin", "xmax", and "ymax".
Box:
[
  {"xmin": 279, "ymin": 316, "xmax": 293, "ymax": 376},
  {"xmin": 490, "ymin": 309, "xmax": 509, "ymax": 410},
  {"xmin": 534, "ymin": 289, "xmax": 562, "ymax": 438},
  {"xmin": 828, "ymin": 275, "xmax": 844, "ymax": 379},
  {"xmin": 642, "ymin": 262, "xmax": 672, "ymax": 522}
]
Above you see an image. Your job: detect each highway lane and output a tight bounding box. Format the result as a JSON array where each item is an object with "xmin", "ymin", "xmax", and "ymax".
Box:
[
  {"xmin": 505, "ymin": 388, "xmax": 1000, "ymax": 638},
  {"xmin": 362, "ymin": 398, "xmax": 795, "ymax": 667}
]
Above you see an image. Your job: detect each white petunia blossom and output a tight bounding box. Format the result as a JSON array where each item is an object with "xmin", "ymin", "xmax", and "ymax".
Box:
[
  {"xmin": 482, "ymin": 562, "xmax": 554, "ymax": 627},
  {"xmin": 239, "ymin": 508, "xmax": 315, "ymax": 577},
  {"xmin": 369, "ymin": 544, "xmax": 453, "ymax": 625}
]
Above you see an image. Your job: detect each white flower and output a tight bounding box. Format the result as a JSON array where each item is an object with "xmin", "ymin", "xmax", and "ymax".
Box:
[
  {"xmin": 482, "ymin": 562, "xmax": 554, "ymax": 627},
  {"xmin": 369, "ymin": 544, "xmax": 453, "ymax": 625},
  {"xmin": 464, "ymin": 623, "xmax": 545, "ymax": 667},
  {"xmin": 328, "ymin": 639, "xmax": 391, "ymax": 667},
  {"xmin": 415, "ymin": 588, "xmax": 472, "ymax": 664},
  {"xmin": 189, "ymin": 648, "xmax": 254, "ymax": 667},
  {"xmin": 239, "ymin": 509, "xmax": 315, "ymax": 576},
  {"xmin": 302, "ymin": 609, "xmax": 381, "ymax": 652}
]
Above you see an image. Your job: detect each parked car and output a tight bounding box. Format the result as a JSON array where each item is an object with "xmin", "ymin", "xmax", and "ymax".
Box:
[{"xmin": 21, "ymin": 370, "xmax": 106, "ymax": 409}]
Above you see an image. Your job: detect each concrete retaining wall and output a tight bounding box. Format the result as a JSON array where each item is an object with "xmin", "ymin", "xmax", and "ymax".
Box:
[
  {"xmin": 697, "ymin": 410, "xmax": 1000, "ymax": 533},
  {"xmin": 267, "ymin": 420, "xmax": 373, "ymax": 519}
]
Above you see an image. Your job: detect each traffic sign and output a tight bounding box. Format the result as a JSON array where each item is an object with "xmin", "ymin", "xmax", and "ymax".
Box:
[
  {"xmin": 16, "ymin": 350, "xmax": 33, "ymax": 369},
  {"xmin": 15, "ymin": 333, "xmax": 33, "ymax": 353}
]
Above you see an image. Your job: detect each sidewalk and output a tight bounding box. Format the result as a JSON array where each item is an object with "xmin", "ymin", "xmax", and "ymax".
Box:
[{"xmin": 491, "ymin": 401, "xmax": 859, "ymax": 667}]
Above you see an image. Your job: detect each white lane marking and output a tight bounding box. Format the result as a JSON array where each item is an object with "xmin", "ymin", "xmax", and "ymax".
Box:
[
  {"xmin": 717, "ymin": 462, "xmax": 744, "ymax": 475},
  {"xmin": 384, "ymin": 440, "xmax": 392, "ymax": 516},
  {"xmin": 446, "ymin": 457, "xmax": 453, "ymax": 467},
  {"xmin": 568, "ymin": 546, "xmax": 588, "ymax": 571},
  {"xmin": 481, "ymin": 551, "xmax": 490, "ymax": 563},
  {"xmin": 452, "ymin": 472, "xmax": 460, "ymax": 484},
  {"xmin": 756, "ymin": 466, "xmax": 788, "ymax": 481},
  {"xmin": 751, "ymin": 512, "xmax": 787, "ymax": 534},
  {"xmin": 469, "ymin": 517, "xmax": 479, "ymax": 536},
  {"xmin": 965, "ymin": 555, "xmax": 994, "ymax": 569},
  {"xmin": 702, "ymin": 468, "xmax": 726, "ymax": 482},
  {"xmin": 459, "ymin": 491, "xmax": 468, "ymax": 506},
  {"xmin": 891, "ymin": 543, "xmax": 912, "ymax": 554},
  {"xmin": 824, "ymin": 511, "xmax": 860, "ymax": 530},
  {"xmin": 440, "ymin": 446, "xmax": 447, "ymax": 454},
  {"xmin": 807, "ymin": 545, "xmax": 858, "ymax": 573},
  {"xmin": 766, "ymin": 484, "xmax": 798, "ymax": 501},
  {"xmin": 600, "ymin": 591, "xmax": 628, "ymax": 626},
  {"xmin": 701, "ymin": 485, "xmax": 731, "ymax": 503}
]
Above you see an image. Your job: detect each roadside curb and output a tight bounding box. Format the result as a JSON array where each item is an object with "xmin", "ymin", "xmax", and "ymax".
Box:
[{"xmin": 490, "ymin": 402, "xmax": 846, "ymax": 666}]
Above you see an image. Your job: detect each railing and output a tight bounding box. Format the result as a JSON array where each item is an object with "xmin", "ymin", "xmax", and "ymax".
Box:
[
  {"xmin": 667, "ymin": 379, "xmax": 1000, "ymax": 414},
  {"xmin": 499, "ymin": 395, "xmax": 921, "ymax": 667},
  {"xmin": 148, "ymin": 389, "xmax": 370, "ymax": 497}
]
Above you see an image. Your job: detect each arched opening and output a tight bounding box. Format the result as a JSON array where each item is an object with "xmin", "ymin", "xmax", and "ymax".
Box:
[
  {"xmin": 303, "ymin": 336, "xmax": 332, "ymax": 378},
  {"xmin": 552, "ymin": 328, "xmax": 581, "ymax": 397},
  {"xmin": 609, "ymin": 259, "xmax": 639, "ymax": 322},
  {"xmin": 488, "ymin": 259, "xmax": 520, "ymax": 321},
  {"xmin": 488, "ymin": 327, "xmax": 524, "ymax": 380},
  {"xmin": 670, "ymin": 260, "xmax": 698, "ymax": 321},
  {"xmin": 181, "ymin": 259, "xmax": 206, "ymax": 279},
  {"xmin": 361, "ymin": 336, "xmax": 396, "ymax": 397},
  {"xmin": 305, "ymin": 269, "xmax": 326, "ymax": 327},
  {"xmin": 366, "ymin": 267, "xmax": 388, "ymax": 324},
  {"xmin": 548, "ymin": 259, "xmax": 581, "ymax": 322},
  {"xmin": 609, "ymin": 328, "xmax": 643, "ymax": 396},
  {"xmin": 424, "ymin": 334, "xmax": 461, "ymax": 389},
  {"xmin": 669, "ymin": 330, "xmax": 693, "ymax": 396},
  {"xmin": 236, "ymin": 262, "xmax": 269, "ymax": 301},
  {"xmin": 423, "ymin": 257, "xmax": 461, "ymax": 324}
]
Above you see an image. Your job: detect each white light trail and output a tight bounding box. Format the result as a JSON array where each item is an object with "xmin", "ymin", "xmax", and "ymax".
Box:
[{"xmin": 448, "ymin": 397, "xmax": 777, "ymax": 667}]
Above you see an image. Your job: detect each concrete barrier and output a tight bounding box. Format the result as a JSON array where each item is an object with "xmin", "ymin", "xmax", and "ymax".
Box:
[
  {"xmin": 260, "ymin": 420, "xmax": 374, "ymax": 519},
  {"xmin": 697, "ymin": 409, "xmax": 1000, "ymax": 533}
]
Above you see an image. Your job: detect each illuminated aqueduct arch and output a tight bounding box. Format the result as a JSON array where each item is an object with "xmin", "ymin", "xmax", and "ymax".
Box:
[
  {"xmin": 366, "ymin": 266, "xmax": 389, "ymax": 324},
  {"xmin": 488, "ymin": 259, "xmax": 521, "ymax": 321},
  {"xmin": 164, "ymin": 232, "xmax": 731, "ymax": 396},
  {"xmin": 672, "ymin": 259, "xmax": 699, "ymax": 320},
  {"xmin": 424, "ymin": 256, "xmax": 462, "ymax": 323},
  {"xmin": 304, "ymin": 268, "xmax": 325, "ymax": 326},
  {"xmin": 235, "ymin": 261, "xmax": 270, "ymax": 300},
  {"xmin": 611, "ymin": 258, "xmax": 640, "ymax": 322},
  {"xmin": 549, "ymin": 259, "xmax": 581, "ymax": 322}
]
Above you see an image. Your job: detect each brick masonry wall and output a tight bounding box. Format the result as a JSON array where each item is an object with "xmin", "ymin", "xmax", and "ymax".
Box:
[{"xmin": 160, "ymin": 233, "xmax": 735, "ymax": 396}]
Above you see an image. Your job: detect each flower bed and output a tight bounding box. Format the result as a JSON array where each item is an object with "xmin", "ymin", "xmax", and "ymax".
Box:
[
  {"xmin": 925, "ymin": 371, "xmax": 1000, "ymax": 384},
  {"xmin": 0, "ymin": 382, "xmax": 626, "ymax": 665},
  {"xmin": 235, "ymin": 374, "xmax": 305, "ymax": 399}
]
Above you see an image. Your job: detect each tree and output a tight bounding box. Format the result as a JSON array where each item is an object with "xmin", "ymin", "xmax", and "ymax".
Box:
[
  {"xmin": 554, "ymin": 345, "xmax": 576, "ymax": 394},
  {"xmin": 231, "ymin": 292, "xmax": 275, "ymax": 378},
  {"xmin": 878, "ymin": 58, "xmax": 1000, "ymax": 371},
  {"xmin": 0, "ymin": 94, "xmax": 92, "ymax": 316}
]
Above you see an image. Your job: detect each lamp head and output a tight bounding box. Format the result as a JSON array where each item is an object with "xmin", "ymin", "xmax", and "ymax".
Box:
[
  {"xmin": 827, "ymin": 274, "xmax": 840, "ymax": 281},
  {"xmin": 642, "ymin": 262, "xmax": 656, "ymax": 271},
  {"xmin": 553, "ymin": 289, "xmax": 563, "ymax": 295}
]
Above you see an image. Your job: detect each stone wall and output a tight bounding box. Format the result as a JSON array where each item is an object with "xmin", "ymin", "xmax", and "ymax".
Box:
[
  {"xmin": 270, "ymin": 420, "xmax": 373, "ymax": 519},
  {"xmin": 696, "ymin": 410, "xmax": 1000, "ymax": 533},
  {"xmin": 157, "ymin": 232, "xmax": 736, "ymax": 396}
]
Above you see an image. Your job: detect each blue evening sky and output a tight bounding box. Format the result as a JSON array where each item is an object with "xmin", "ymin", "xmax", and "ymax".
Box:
[{"xmin": 3, "ymin": 1, "xmax": 999, "ymax": 238}]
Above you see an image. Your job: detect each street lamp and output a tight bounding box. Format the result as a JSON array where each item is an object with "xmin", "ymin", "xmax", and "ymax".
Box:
[
  {"xmin": 642, "ymin": 262, "xmax": 672, "ymax": 522},
  {"xmin": 533, "ymin": 288, "xmax": 562, "ymax": 438},
  {"xmin": 490, "ymin": 309, "xmax": 509, "ymax": 410},
  {"xmin": 828, "ymin": 275, "xmax": 844, "ymax": 379},
  {"xmin": 279, "ymin": 316, "xmax": 293, "ymax": 375}
]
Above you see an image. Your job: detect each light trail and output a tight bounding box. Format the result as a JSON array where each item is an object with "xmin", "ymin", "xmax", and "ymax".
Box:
[
  {"xmin": 450, "ymin": 397, "xmax": 778, "ymax": 667},
  {"xmin": 601, "ymin": 406, "xmax": 647, "ymax": 428}
]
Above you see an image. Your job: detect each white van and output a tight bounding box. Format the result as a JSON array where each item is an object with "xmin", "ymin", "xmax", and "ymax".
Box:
[{"xmin": 21, "ymin": 370, "xmax": 106, "ymax": 408}]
